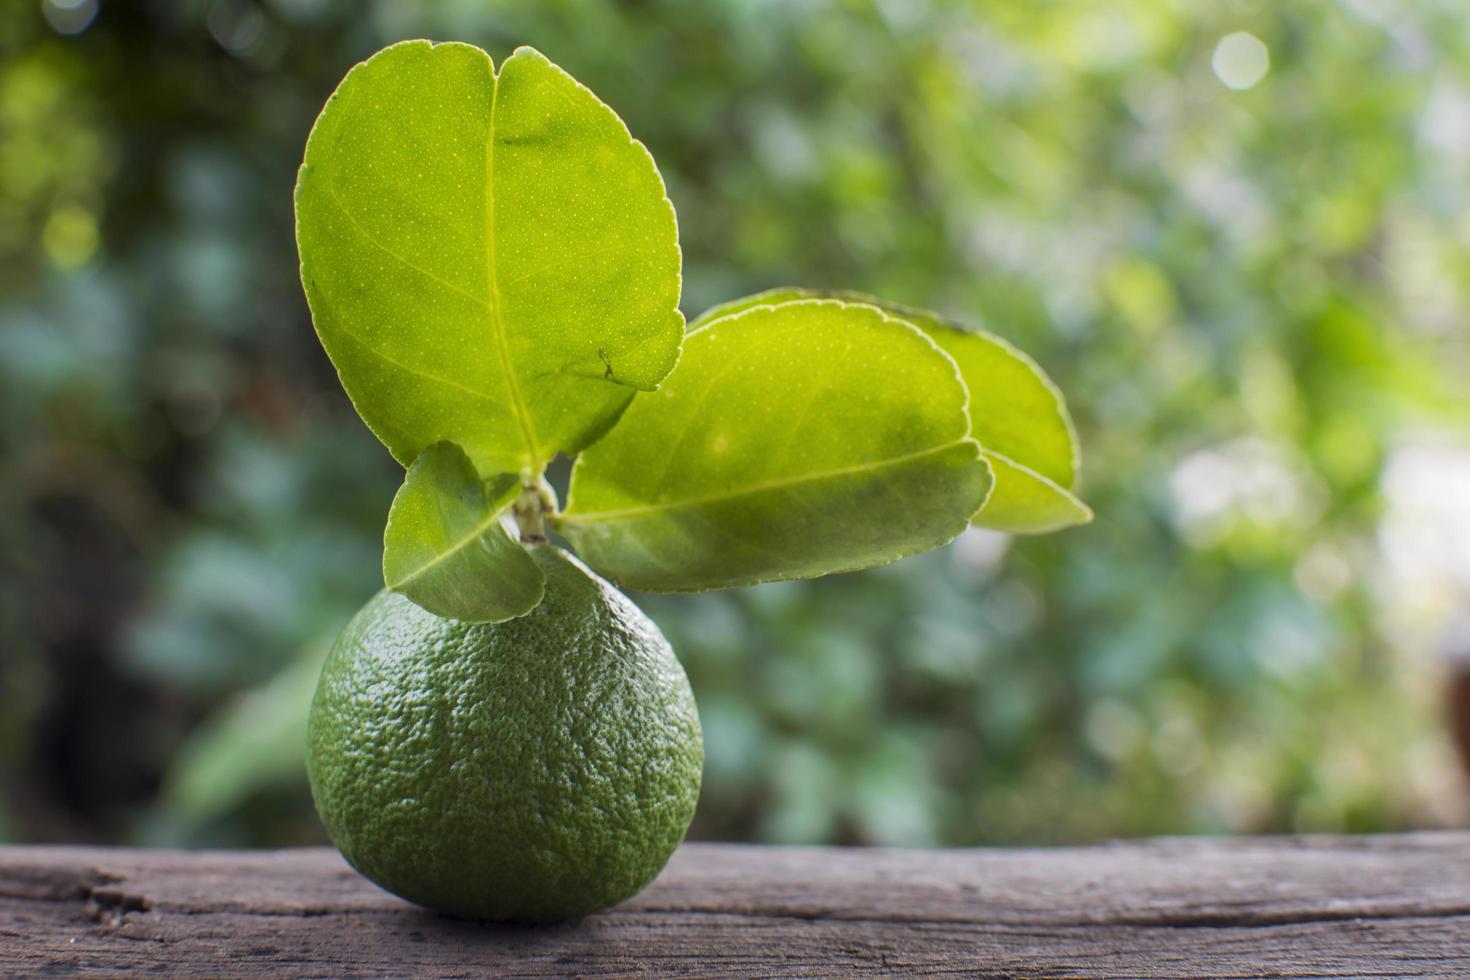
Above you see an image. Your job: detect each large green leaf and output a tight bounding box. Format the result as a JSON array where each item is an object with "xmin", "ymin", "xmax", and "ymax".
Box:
[
  {"xmin": 296, "ymin": 41, "xmax": 683, "ymax": 479},
  {"xmin": 557, "ymin": 299, "xmax": 991, "ymax": 591},
  {"xmin": 691, "ymin": 289, "xmax": 1091, "ymax": 533},
  {"xmin": 382, "ymin": 442, "xmax": 545, "ymax": 623}
]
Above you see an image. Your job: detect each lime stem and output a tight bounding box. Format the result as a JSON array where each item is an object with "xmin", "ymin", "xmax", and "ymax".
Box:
[{"xmin": 512, "ymin": 479, "xmax": 557, "ymax": 544}]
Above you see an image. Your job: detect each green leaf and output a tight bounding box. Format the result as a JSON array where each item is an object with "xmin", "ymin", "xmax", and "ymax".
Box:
[
  {"xmin": 557, "ymin": 299, "xmax": 991, "ymax": 591},
  {"xmin": 296, "ymin": 41, "xmax": 683, "ymax": 478},
  {"xmin": 164, "ymin": 639, "xmax": 329, "ymax": 826},
  {"xmin": 692, "ymin": 288, "xmax": 1092, "ymax": 533},
  {"xmin": 382, "ymin": 442, "xmax": 545, "ymax": 623}
]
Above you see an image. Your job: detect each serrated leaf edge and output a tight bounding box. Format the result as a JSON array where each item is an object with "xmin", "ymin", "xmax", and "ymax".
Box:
[
  {"xmin": 978, "ymin": 449, "xmax": 1094, "ymax": 532},
  {"xmin": 689, "ymin": 287, "xmax": 1084, "ymax": 489},
  {"xmin": 295, "ymin": 39, "xmax": 685, "ymax": 477}
]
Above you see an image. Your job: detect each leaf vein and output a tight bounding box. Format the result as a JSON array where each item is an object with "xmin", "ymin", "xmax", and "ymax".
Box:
[
  {"xmin": 323, "ymin": 186, "xmax": 490, "ymax": 310},
  {"xmin": 561, "ymin": 441, "xmax": 977, "ymax": 525},
  {"xmin": 332, "ymin": 322, "xmax": 510, "ymax": 407},
  {"xmin": 388, "ymin": 509, "xmax": 507, "ymax": 589},
  {"xmin": 637, "ymin": 331, "xmax": 761, "ymax": 493},
  {"xmin": 499, "ymin": 241, "xmax": 628, "ymax": 289},
  {"xmin": 484, "ymin": 63, "xmax": 542, "ymax": 471}
]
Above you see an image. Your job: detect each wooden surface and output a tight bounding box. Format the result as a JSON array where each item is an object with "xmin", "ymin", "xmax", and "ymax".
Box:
[{"xmin": 5, "ymin": 834, "xmax": 1470, "ymax": 977}]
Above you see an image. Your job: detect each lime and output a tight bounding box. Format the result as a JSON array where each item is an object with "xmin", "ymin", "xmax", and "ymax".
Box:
[{"xmin": 306, "ymin": 545, "xmax": 702, "ymax": 922}]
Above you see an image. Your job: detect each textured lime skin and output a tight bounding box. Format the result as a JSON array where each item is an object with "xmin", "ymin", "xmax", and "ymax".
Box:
[{"xmin": 306, "ymin": 546, "xmax": 702, "ymax": 922}]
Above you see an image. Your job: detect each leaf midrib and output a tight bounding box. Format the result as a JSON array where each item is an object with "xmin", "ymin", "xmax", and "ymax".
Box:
[
  {"xmin": 982, "ymin": 448, "xmax": 1084, "ymax": 502},
  {"xmin": 484, "ymin": 61, "xmax": 542, "ymax": 472},
  {"xmin": 386, "ymin": 506, "xmax": 508, "ymax": 590},
  {"xmin": 560, "ymin": 440, "xmax": 978, "ymax": 526},
  {"xmin": 980, "ymin": 448, "xmax": 1093, "ymax": 522}
]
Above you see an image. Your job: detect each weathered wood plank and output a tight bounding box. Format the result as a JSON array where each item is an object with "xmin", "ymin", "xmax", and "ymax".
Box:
[{"xmin": 5, "ymin": 834, "xmax": 1470, "ymax": 977}]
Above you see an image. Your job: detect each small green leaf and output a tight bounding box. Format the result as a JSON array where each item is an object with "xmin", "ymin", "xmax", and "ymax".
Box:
[
  {"xmin": 557, "ymin": 299, "xmax": 991, "ymax": 591},
  {"xmin": 383, "ymin": 442, "xmax": 545, "ymax": 623},
  {"xmin": 692, "ymin": 289, "xmax": 1092, "ymax": 533},
  {"xmin": 296, "ymin": 41, "xmax": 683, "ymax": 478}
]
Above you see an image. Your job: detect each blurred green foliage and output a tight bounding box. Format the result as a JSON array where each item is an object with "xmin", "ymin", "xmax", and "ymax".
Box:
[{"xmin": 2, "ymin": 0, "xmax": 1468, "ymax": 848}]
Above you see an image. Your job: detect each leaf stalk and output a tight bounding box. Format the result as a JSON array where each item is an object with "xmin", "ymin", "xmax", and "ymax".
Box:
[{"xmin": 512, "ymin": 479, "xmax": 557, "ymax": 544}]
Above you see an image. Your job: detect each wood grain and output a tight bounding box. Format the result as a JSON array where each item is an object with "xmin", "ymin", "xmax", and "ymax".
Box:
[{"xmin": 5, "ymin": 834, "xmax": 1470, "ymax": 977}]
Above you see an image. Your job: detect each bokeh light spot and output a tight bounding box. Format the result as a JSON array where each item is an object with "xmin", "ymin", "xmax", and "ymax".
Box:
[
  {"xmin": 41, "ymin": 204, "xmax": 98, "ymax": 269},
  {"xmin": 1212, "ymin": 31, "xmax": 1270, "ymax": 91},
  {"xmin": 42, "ymin": 0, "xmax": 98, "ymax": 36}
]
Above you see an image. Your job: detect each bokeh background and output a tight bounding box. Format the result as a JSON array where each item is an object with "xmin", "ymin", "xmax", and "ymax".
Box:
[{"xmin": 4, "ymin": 0, "xmax": 1470, "ymax": 849}]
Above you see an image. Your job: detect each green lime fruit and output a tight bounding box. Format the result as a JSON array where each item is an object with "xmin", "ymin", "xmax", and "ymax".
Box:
[{"xmin": 306, "ymin": 545, "xmax": 702, "ymax": 922}]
